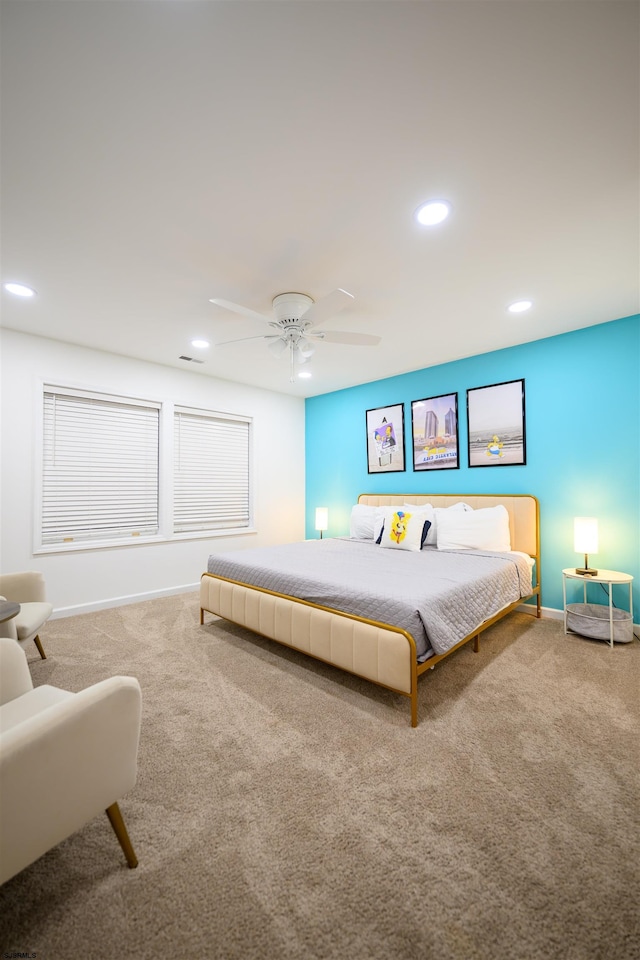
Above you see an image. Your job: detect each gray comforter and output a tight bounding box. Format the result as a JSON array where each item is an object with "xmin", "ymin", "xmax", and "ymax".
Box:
[{"xmin": 206, "ymin": 537, "xmax": 533, "ymax": 659}]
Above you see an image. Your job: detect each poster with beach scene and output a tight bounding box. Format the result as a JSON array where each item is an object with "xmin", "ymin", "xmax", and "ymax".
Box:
[
  {"xmin": 366, "ymin": 403, "xmax": 405, "ymax": 473},
  {"xmin": 411, "ymin": 393, "xmax": 459, "ymax": 470},
  {"xmin": 466, "ymin": 379, "xmax": 526, "ymax": 467}
]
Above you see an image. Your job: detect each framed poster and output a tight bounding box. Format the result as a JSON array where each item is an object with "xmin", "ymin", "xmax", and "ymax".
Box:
[
  {"xmin": 466, "ymin": 379, "xmax": 526, "ymax": 467},
  {"xmin": 365, "ymin": 403, "xmax": 405, "ymax": 473},
  {"xmin": 411, "ymin": 393, "xmax": 459, "ymax": 471}
]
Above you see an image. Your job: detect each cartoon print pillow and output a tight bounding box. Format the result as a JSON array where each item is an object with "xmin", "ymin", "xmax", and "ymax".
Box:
[
  {"xmin": 378, "ymin": 508, "xmax": 432, "ymax": 552},
  {"xmin": 374, "ymin": 506, "xmax": 432, "ymax": 547}
]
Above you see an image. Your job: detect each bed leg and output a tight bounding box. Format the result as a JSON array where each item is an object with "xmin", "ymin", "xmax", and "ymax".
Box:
[
  {"xmin": 411, "ymin": 691, "xmax": 418, "ymax": 728},
  {"xmin": 200, "ymin": 608, "xmax": 204, "ymax": 625},
  {"xmin": 536, "ymin": 594, "xmax": 542, "ymax": 619},
  {"xmin": 473, "ymin": 634, "xmax": 480, "ymax": 653}
]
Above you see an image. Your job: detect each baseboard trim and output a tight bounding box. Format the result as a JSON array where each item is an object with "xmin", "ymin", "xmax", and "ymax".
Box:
[
  {"xmin": 516, "ymin": 602, "xmax": 563, "ymax": 620},
  {"xmin": 50, "ymin": 582, "xmax": 200, "ymax": 619},
  {"xmin": 517, "ymin": 602, "xmax": 640, "ymax": 637}
]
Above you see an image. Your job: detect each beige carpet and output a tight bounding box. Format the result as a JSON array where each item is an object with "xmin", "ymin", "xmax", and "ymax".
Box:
[{"xmin": 1, "ymin": 593, "xmax": 638, "ymax": 960}]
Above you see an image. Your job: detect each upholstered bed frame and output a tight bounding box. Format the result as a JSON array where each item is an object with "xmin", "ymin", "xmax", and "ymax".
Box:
[{"xmin": 200, "ymin": 494, "xmax": 541, "ymax": 726}]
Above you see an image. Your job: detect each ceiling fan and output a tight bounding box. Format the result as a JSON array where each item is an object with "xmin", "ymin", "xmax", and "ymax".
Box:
[{"xmin": 210, "ymin": 289, "xmax": 381, "ymax": 381}]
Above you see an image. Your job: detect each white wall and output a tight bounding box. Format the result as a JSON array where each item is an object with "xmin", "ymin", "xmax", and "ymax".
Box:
[{"xmin": 0, "ymin": 330, "xmax": 305, "ymax": 614}]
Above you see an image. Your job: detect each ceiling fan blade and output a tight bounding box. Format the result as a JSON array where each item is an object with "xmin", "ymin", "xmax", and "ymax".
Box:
[
  {"xmin": 315, "ymin": 330, "xmax": 381, "ymax": 346},
  {"xmin": 300, "ymin": 288, "xmax": 354, "ymax": 328},
  {"xmin": 216, "ymin": 334, "xmax": 279, "ymax": 346},
  {"xmin": 209, "ymin": 298, "xmax": 271, "ymax": 324}
]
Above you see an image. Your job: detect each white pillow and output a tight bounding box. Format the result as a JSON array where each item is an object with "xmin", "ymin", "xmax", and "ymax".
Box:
[
  {"xmin": 378, "ymin": 507, "xmax": 431, "ymax": 552},
  {"xmin": 373, "ymin": 506, "xmax": 390, "ymax": 544},
  {"xmin": 349, "ymin": 504, "xmax": 377, "ymax": 540},
  {"xmin": 402, "ymin": 503, "xmax": 434, "ymax": 517},
  {"xmin": 436, "ymin": 504, "xmax": 511, "ymax": 552},
  {"xmin": 424, "ymin": 501, "xmax": 472, "ymax": 546}
]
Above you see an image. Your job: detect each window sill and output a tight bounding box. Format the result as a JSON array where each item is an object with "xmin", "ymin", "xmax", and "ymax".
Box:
[{"xmin": 34, "ymin": 527, "xmax": 257, "ymax": 556}]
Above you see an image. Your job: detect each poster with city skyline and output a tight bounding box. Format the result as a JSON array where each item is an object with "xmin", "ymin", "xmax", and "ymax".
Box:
[
  {"xmin": 466, "ymin": 379, "xmax": 526, "ymax": 467},
  {"xmin": 411, "ymin": 393, "xmax": 459, "ymax": 471}
]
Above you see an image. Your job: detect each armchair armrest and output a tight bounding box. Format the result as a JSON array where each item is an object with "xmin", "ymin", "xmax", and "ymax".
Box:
[
  {"xmin": 0, "ymin": 676, "xmax": 142, "ymax": 884},
  {"xmin": 0, "ymin": 638, "xmax": 34, "ymax": 705}
]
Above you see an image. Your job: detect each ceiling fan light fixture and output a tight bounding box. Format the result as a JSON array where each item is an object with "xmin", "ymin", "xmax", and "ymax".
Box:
[
  {"xmin": 415, "ymin": 200, "xmax": 451, "ymax": 226},
  {"xmin": 210, "ymin": 288, "xmax": 376, "ymax": 382},
  {"xmin": 298, "ymin": 371, "xmax": 312, "ymax": 379},
  {"xmin": 297, "ymin": 338, "xmax": 315, "ymax": 359},
  {"xmin": 268, "ymin": 337, "xmax": 288, "ymax": 358}
]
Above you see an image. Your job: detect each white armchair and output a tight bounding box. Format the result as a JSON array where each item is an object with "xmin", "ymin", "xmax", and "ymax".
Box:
[
  {"xmin": 0, "ymin": 638, "xmax": 142, "ymax": 884},
  {"xmin": 0, "ymin": 571, "xmax": 53, "ymax": 659}
]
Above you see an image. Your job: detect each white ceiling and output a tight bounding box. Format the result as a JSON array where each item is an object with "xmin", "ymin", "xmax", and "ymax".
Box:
[{"xmin": 1, "ymin": 0, "xmax": 638, "ymax": 398}]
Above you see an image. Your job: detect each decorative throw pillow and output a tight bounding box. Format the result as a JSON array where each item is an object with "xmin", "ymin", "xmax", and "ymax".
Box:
[
  {"xmin": 349, "ymin": 504, "xmax": 377, "ymax": 540},
  {"xmin": 436, "ymin": 504, "xmax": 511, "ymax": 552},
  {"xmin": 403, "ymin": 504, "xmax": 435, "ymax": 547},
  {"xmin": 374, "ymin": 505, "xmax": 432, "ymax": 547},
  {"xmin": 378, "ymin": 508, "xmax": 432, "ymax": 552}
]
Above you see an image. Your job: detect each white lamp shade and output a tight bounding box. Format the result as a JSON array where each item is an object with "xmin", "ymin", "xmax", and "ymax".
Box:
[
  {"xmin": 295, "ymin": 347, "xmax": 311, "ymax": 364},
  {"xmin": 297, "ymin": 338, "xmax": 315, "ymax": 359},
  {"xmin": 268, "ymin": 338, "xmax": 288, "ymax": 358},
  {"xmin": 574, "ymin": 517, "xmax": 598, "ymax": 554},
  {"xmin": 315, "ymin": 507, "xmax": 329, "ymax": 532}
]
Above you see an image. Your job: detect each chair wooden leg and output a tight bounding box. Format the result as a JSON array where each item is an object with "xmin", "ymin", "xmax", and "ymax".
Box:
[
  {"xmin": 106, "ymin": 802, "xmax": 138, "ymax": 868},
  {"xmin": 33, "ymin": 635, "xmax": 47, "ymax": 659}
]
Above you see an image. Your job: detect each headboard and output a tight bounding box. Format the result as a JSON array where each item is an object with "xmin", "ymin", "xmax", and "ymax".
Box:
[{"xmin": 358, "ymin": 493, "xmax": 540, "ymax": 560}]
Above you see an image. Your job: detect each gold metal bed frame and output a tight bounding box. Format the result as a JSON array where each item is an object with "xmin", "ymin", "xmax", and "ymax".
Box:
[{"xmin": 200, "ymin": 494, "xmax": 541, "ymax": 726}]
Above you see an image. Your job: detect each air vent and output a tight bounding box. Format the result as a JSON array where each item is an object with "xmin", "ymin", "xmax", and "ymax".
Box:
[{"xmin": 179, "ymin": 355, "xmax": 204, "ymax": 364}]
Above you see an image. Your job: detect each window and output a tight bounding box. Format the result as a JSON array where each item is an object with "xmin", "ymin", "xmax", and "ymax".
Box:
[
  {"xmin": 39, "ymin": 386, "xmax": 252, "ymax": 550},
  {"xmin": 174, "ymin": 409, "xmax": 250, "ymax": 533},
  {"xmin": 42, "ymin": 389, "xmax": 160, "ymax": 545}
]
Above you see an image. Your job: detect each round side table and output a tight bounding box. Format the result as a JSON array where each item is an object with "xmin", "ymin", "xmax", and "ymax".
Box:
[
  {"xmin": 562, "ymin": 568, "xmax": 634, "ymax": 649},
  {"xmin": 0, "ymin": 600, "xmax": 20, "ymax": 624}
]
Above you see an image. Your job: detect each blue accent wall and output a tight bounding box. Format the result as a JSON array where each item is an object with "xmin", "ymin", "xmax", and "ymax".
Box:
[{"xmin": 305, "ymin": 314, "xmax": 640, "ymax": 617}]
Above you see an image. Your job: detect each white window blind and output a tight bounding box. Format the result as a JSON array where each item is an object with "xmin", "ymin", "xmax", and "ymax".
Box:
[
  {"xmin": 174, "ymin": 409, "xmax": 250, "ymax": 533},
  {"xmin": 42, "ymin": 390, "xmax": 159, "ymax": 545}
]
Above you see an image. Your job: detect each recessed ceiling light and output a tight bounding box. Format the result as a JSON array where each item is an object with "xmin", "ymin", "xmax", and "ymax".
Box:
[
  {"xmin": 415, "ymin": 200, "xmax": 451, "ymax": 226},
  {"xmin": 3, "ymin": 281, "xmax": 36, "ymax": 297},
  {"xmin": 190, "ymin": 339, "xmax": 210, "ymax": 349},
  {"xmin": 508, "ymin": 300, "xmax": 533, "ymax": 314},
  {"xmin": 298, "ymin": 371, "xmax": 312, "ymax": 379}
]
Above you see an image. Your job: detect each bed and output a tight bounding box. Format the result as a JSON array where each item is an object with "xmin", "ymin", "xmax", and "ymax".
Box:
[{"xmin": 200, "ymin": 494, "xmax": 541, "ymax": 726}]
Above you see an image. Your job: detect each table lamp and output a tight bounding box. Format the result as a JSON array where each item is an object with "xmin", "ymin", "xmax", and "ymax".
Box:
[
  {"xmin": 315, "ymin": 507, "xmax": 328, "ymax": 539},
  {"xmin": 574, "ymin": 516, "xmax": 598, "ymax": 576}
]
